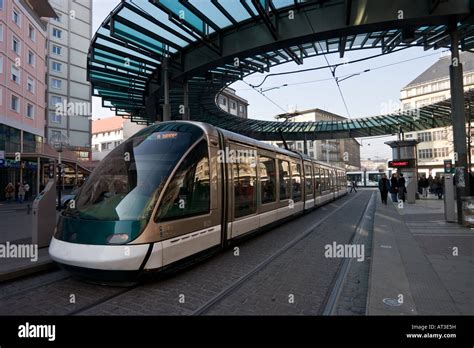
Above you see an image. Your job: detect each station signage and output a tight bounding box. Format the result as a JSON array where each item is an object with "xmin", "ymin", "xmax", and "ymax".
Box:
[{"xmin": 388, "ymin": 159, "xmax": 414, "ymax": 168}]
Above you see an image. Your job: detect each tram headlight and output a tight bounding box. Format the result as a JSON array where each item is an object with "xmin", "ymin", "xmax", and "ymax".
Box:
[{"xmin": 106, "ymin": 233, "xmax": 130, "ymax": 244}]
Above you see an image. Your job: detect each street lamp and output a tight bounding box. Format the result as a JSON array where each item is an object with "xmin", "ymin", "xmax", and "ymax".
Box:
[{"xmin": 51, "ymin": 133, "xmax": 69, "ymax": 211}]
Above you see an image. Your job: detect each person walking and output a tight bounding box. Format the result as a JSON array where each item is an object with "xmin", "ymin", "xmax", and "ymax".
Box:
[
  {"xmin": 398, "ymin": 173, "xmax": 406, "ymax": 203},
  {"xmin": 4, "ymin": 183, "xmax": 14, "ymax": 202},
  {"xmin": 428, "ymin": 175, "xmax": 434, "ymax": 195},
  {"xmin": 18, "ymin": 183, "xmax": 25, "ymax": 204},
  {"xmin": 23, "ymin": 182, "xmax": 30, "ymax": 202},
  {"xmin": 350, "ymin": 180, "xmax": 357, "ymax": 193},
  {"xmin": 378, "ymin": 174, "xmax": 390, "ymax": 205},
  {"xmin": 390, "ymin": 173, "xmax": 399, "ymax": 202},
  {"xmin": 434, "ymin": 176, "xmax": 444, "ymax": 199},
  {"xmin": 421, "ymin": 176, "xmax": 429, "ymax": 198}
]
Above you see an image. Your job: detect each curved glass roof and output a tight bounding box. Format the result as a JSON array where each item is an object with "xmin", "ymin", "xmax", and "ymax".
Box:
[{"xmin": 87, "ymin": 0, "xmax": 474, "ymax": 139}]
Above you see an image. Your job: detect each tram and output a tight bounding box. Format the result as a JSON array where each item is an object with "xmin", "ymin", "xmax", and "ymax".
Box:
[
  {"xmin": 49, "ymin": 121, "xmax": 347, "ymax": 281},
  {"xmin": 347, "ymin": 170, "xmax": 390, "ymax": 187}
]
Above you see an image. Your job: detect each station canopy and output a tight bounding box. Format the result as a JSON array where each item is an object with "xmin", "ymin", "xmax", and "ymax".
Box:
[{"xmin": 88, "ymin": 0, "xmax": 474, "ymax": 140}]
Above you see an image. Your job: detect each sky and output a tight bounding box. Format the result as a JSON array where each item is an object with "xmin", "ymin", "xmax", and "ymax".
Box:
[{"xmin": 90, "ymin": 0, "xmax": 447, "ymax": 160}]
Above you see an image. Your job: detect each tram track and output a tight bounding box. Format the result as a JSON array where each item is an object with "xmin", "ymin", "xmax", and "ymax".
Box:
[
  {"xmin": 321, "ymin": 192, "xmax": 376, "ymax": 315},
  {"xmin": 191, "ymin": 192, "xmax": 365, "ymax": 316}
]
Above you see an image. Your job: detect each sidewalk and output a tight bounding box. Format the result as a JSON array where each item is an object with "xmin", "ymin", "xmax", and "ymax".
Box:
[{"xmin": 367, "ymin": 195, "xmax": 474, "ymax": 315}]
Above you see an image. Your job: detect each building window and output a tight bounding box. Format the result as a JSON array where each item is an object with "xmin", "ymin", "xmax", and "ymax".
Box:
[
  {"xmin": 220, "ymin": 97, "xmax": 226, "ymax": 106},
  {"xmin": 51, "ymin": 96, "xmax": 62, "ymax": 106},
  {"xmin": 12, "ymin": 9, "xmax": 20, "ymax": 26},
  {"xmin": 11, "ymin": 65, "xmax": 20, "ymax": 84},
  {"xmin": 52, "ymin": 28, "xmax": 62, "ymax": 38},
  {"xmin": 418, "ymin": 132, "xmax": 432, "ymax": 142},
  {"xmin": 239, "ymin": 105, "xmax": 244, "ymax": 113},
  {"xmin": 51, "ymin": 130, "xmax": 61, "ymax": 140},
  {"xmin": 12, "ymin": 37, "xmax": 20, "ymax": 54},
  {"xmin": 418, "ymin": 149, "xmax": 433, "ymax": 159},
  {"xmin": 434, "ymin": 147, "xmax": 449, "ymax": 158},
  {"xmin": 26, "ymin": 103, "xmax": 34, "ymax": 119},
  {"xmin": 27, "ymin": 77, "xmax": 35, "ymax": 93},
  {"xmin": 53, "ymin": 13, "xmax": 62, "ymax": 22},
  {"xmin": 52, "ymin": 78, "xmax": 62, "ymax": 89},
  {"xmin": 11, "ymin": 94, "xmax": 19, "ymax": 112},
  {"xmin": 52, "ymin": 113, "xmax": 61, "ymax": 123},
  {"xmin": 52, "ymin": 45, "xmax": 61, "ymax": 55},
  {"xmin": 0, "ymin": 24, "xmax": 3, "ymax": 42},
  {"xmin": 52, "ymin": 61, "xmax": 62, "ymax": 72},
  {"xmin": 433, "ymin": 130, "xmax": 447, "ymax": 141},
  {"xmin": 28, "ymin": 25, "xmax": 35, "ymax": 41},
  {"xmin": 28, "ymin": 51, "xmax": 35, "ymax": 66},
  {"xmin": 0, "ymin": 0, "xmax": 3, "ymax": 10},
  {"xmin": 231, "ymin": 101, "xmax": 236, "ymax": 110}
]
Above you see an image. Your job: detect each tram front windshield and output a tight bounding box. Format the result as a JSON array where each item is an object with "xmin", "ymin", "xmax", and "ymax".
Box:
[{"xmin": 65, "ymin": 124, "xmax": 204, "ymax": 221}]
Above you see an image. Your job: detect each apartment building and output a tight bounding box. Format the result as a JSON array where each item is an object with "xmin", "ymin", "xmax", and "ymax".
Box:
[
  {"xmin": 0, "ymin": 0, "xmax": 57, "ymax": 197},
  {"xmin": 217, "ymin": 87, "xmax": 249, "ymax": 118},
  {"xmin": 269, "ymin": 108, "xmax": 361, "ymax": 170},
  {"xmin": 46, "ymin": 0, "xmax": 92, "ymax": 161},
  {"xmin": 400, "ymin": 52, "xmax": 474, "ymax": 177}
]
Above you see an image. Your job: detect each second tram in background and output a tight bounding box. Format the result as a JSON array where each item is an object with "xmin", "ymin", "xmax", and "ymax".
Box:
[{"xmin": 346, "ymin": 170, "xmax": 392, "ymax": 187}]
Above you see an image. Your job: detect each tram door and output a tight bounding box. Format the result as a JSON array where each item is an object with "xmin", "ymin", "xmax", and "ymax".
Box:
[{"xmin": 155, "ymin": 139, "xmax": 222, "ymax": 266}]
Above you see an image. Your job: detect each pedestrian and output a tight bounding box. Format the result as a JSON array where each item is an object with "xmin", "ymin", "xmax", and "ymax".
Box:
[
  {"xmin": 350, "ymin": 180, "xmax": 357, "ymax": 193},
  {"xmin": 398, "ymin": 173, "xmax": 406, "ymax": 203},
  {"xmin": 421, "ymin": 176, "xmax": 429, "ymax": 197},
  {"xmin": 4, "ymin": 183, "xmax": 14, "ymax": 202},
  {"xmin": 431, "ymin": 176, "xmax": 441, "ymax": 195},
  {"xmin": 18, "ymin": 182, "xmax": 25, "ymax": 204},
  {"xmin": 390, "ymin": 173, "xmax": 399, "ymax": 202},
  {"xmin": 435, "ymin": 176, "xmax": 444, "ymax": 199},
  {"xmin": 23, "ymin": 182, "xmax": 30, "ymax": 202},
  {"xmin": 378, "ymin": 174, "xmax": 390, "ymax": 205},
  {"xmin": 428, "ymin": 175, "xmax": 434, "ymax": 194}
]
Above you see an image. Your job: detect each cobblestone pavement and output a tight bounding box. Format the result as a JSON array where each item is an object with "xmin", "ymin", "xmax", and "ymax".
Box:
[{"xmin": 0, "ymin": 191, "xmax": 373, "ymax": 316}]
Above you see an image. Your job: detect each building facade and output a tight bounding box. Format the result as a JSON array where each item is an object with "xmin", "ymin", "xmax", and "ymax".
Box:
[
  {"xmin": 46, "ymin": 0, "xmax": 92, "ymax": 161},
  {"xmin": 217, "ymin": 87, "xmax": 248, "ymax": 118},
  {"xmin": 268, "ymin": 109, "xmax": 361, "ymax": 170},
  {"xmin": 91, "ymin": 117, "xmax": 146, "ymax": 161},
  {"xmin": 0, "ymin": 0, "xmax": 58, "ymax": 198},
  {"xmin": 400, "ymin": 52, "xmax": 474, "ymax": 177}
]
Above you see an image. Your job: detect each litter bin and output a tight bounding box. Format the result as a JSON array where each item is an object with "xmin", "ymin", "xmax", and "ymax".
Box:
[{"xmin": 461, "ymin": 197, "xmax": 474, "ymax": 227}]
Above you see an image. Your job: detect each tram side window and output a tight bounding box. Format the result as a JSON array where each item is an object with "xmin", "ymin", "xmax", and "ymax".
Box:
[
  {"xmin": 156, "ymin": 140, "xmax": 210, "ymax": 221},
  {"xmin": 314, "ymin": 165, "xmax": 320, "ymax": 194},
  {"xmin": 259, "ymin": 156, "xmax": 276, "ymax": 204},
  {"xmin": 291, "ymin": 162, "xmax": 302, "ymax": 202},
  {"xmin": 279, "ymin": 160, "xmax": 291, "ymax": 200},
  {"xmin": 304, "ymin": 164, "xmax": 313, "ymax": 197},
  {"xmin": 234, "ymin": 151, "xmax": 257, "ymax": 218}
]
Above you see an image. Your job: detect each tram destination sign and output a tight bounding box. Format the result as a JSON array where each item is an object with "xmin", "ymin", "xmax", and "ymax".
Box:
[{"xmin": 388, "ymin": 159, "xmax": 415, "ymax": 168}]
